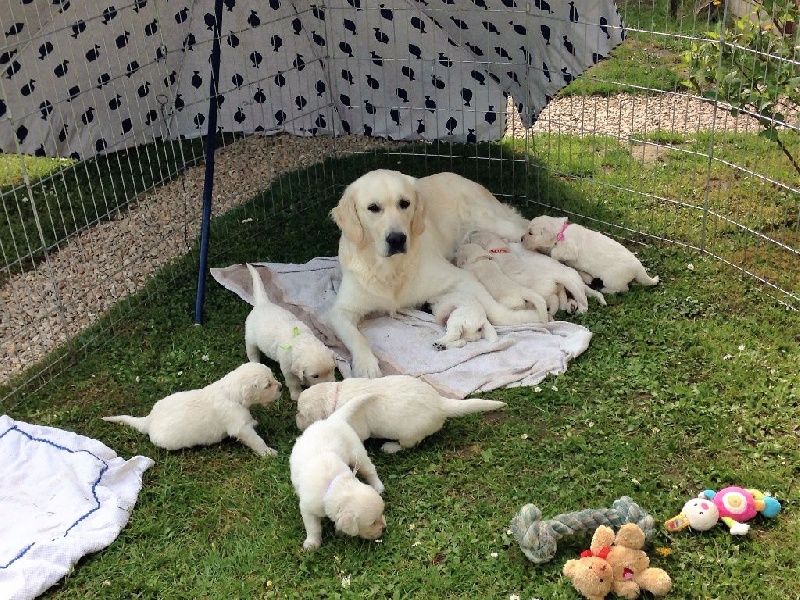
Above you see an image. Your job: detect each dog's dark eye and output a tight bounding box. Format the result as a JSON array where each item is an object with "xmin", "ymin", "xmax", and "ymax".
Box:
[
  {"xmin": 367, "ymin": 203, "xmax": 380, "ymax": 213},
  {"xmin": 398, "ymin": 198, "xmax": 410, "ymax": 209}
]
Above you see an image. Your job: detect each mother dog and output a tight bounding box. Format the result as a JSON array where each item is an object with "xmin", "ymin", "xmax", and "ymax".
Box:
[{"xmin": 327, "ymin": 169, "xmax": 542, "ymax": 378}]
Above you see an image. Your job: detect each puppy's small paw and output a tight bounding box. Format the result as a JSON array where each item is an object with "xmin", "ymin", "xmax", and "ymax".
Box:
[
  {"xmin": 371, "ymin": 479, "xmax": 385, "ymax": 495},
  {"xmin": 302, "ymin": 538, "xmax": 321, "ymax": 550},
  {"xmin": 565, "ymin": 299, "xmax": 580, "ymax": 314},
  {"xmin": 380, "ymin": 441, "xmax": 403, "ymax": 454},
  {"xmin": 261, "ymin": 446, "xmax": 278, "ymax": 457}
]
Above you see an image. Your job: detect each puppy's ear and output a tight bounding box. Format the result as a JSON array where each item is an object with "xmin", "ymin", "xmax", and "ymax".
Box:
[
  {"xmin": 331, "ymin": 186, "xmax": 364, "ymax": 246},
  {"xmin": 410, "ymin": 189, "xmax": 426, "ymax": 236},
  {"xmin": 335, "ymin": 507, "xmax": 360, "ymax": 537}
]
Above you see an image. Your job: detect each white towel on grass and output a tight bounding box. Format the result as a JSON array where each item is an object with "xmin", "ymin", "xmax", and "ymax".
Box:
[
  {"xmin": 0, "ymin": 415, "xmax": 154, "ymax": 600},
  {"xmin": 211, "ymin": 257, "xmax": 593, "ymax": 399}
]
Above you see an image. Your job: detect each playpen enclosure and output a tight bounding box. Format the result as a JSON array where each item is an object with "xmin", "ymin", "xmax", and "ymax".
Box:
[{"xmin": 0, "ymin": 0, "xmax": 798, "ymax": 402}]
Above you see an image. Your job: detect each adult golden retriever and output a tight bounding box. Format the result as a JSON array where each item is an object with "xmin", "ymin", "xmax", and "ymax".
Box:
[{"xmin": 327, "ymin": 169, "xmax": 543, "ymax": 378}]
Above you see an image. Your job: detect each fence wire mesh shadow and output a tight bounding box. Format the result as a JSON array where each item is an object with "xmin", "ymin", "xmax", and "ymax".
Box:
[{"xmin": 0, "ymin": 0, "xmax": 797, "ymax": 403}]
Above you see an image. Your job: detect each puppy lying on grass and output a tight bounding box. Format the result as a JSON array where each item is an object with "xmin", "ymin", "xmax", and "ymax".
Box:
[
  {"xmin": 103, "ymin": 363, "xmax": 282, "ymax": 456},
  {"xmin": 295, "ymin": 375, "xmax": 507, "ymax": 453},
  {"xmin": 290, "ymin": 394, "xmax": 386, "ymax": 550},
  {"xmin": 455, "ymin": 242, "xmax": 549, "ymax": 322},
  {"xmin": 521, "ymin": 215, "xmax": 659, "ymax": 293},
  {"xmin": 245, "ymin": 263, "xmax": 336, "ymax": 400}
]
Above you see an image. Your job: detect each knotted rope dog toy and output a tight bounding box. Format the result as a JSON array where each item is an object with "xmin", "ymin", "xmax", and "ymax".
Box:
[{"xmin": 510, "ymin": 496, "xmax": 655, "ymax": 564}]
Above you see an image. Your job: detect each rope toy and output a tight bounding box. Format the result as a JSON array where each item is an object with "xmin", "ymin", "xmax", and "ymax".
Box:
[{"xmin": 510, "ymin": 496, "xmax": 655, "ymax": 564}]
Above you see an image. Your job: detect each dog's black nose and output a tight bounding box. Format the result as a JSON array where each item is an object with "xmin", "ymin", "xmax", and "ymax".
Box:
[{"xmin": 385, "ymin": 231, "xmax": 407, "ymax": 255}]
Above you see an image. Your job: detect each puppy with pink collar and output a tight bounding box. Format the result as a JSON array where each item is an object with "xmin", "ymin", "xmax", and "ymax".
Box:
[{"xmin": 521, "ymin": 215, "xmax": 659, "ymax": 294}]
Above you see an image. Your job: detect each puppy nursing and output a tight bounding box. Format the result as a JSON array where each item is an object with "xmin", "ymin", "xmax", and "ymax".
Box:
[
  {"xmin": 290, "ymin": 394, "xmax": 386, "ymax": 550},
  {"xmin": 103, "ymin": 363, "xmax": 282, "ymax": 456},
  {"xmin": 522, "ymin": 216, "xmax": 659, "ymax": 294},
  {"xmin": 296, "ymin": 375, "xmax": 507, "ymax": 453},
  {"xmin": 455, "ymin": 243, "xmax": 549, "ymax": 322},
  {"xmin": 468, "ymin": 230, "xmax": 605, "ymax": 315},
  {"xmin": 245, "ymin": 263, "xmax": 336, "ymax": 400}
]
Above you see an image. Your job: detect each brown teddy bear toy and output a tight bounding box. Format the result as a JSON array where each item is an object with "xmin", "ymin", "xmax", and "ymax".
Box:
[{"xmin": 563, "ymin": 523, "xmax": 671, "ymax": 599}]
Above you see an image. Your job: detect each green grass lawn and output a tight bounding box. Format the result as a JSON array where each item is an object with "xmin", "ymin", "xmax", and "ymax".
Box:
[{"xmin": 3, "ymin": 146, "xmax": 798, "ymax": 600}]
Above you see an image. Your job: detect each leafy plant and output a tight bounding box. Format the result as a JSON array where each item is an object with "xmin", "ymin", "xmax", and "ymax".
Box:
[{"xmin": 683, "ymin": 0, "xmax": 800, "ymax": 175}]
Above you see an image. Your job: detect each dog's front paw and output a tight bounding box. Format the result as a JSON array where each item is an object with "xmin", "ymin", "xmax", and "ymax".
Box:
[
  {"xmin": 302, "ymin": 537, "xmax": 321, "ymax": 550},
  {"xmin": 371, "ymin": 478, "xmax": 385, "ymax": 495},
  {"xmin": 353, "ymin": 354, "xmax": 382, "ymax": 378},
  {"xmin": 261, "ymin": 446, "xmax": 278, "ymax": 457}
]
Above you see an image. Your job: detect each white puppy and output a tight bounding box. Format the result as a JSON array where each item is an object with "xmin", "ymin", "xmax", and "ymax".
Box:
[
  {"xmin": 521, "ymin": 216, "xmax": 659, "ymax": 293},
  {"xmin": 289, "ymin": 395, "xmax": 386, "ymax": 550},
  {"xmin": 468, "ymin": 230, "xmax": 606, "ymax": 315},
  {"xmin": 103, "ymin": 363, "xmax": 282, "ymax": 456},
  {"xmin": 296, "ymin": 375, "xmax": 507, "ymax": 453},
  {"xmin": 245, "ymin": 263, "xmax": 336, "ymax": 400},
  {"xmin": 455, "ymin": 242, "xmax": 549, "ymax": 322},
  {"xmin": 430, "ymin": 289, "xmax": 497, "ymax": 349}
]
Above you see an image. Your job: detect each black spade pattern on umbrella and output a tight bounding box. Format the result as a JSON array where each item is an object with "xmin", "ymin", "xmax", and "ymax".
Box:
[{"xmin": 0, "ymin": 0, "xmax": 624, "ymax": 158}]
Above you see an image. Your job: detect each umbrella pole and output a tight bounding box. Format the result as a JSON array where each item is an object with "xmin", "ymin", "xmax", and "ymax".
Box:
[{"xmin": 194, "ymin": 0, "xmax": 224, "ymax": 325}]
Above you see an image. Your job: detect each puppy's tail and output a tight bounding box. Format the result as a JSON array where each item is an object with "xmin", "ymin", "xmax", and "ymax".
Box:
[
  {"xmin": 246, "ymin": 262, "xmax": 270, "ymax": 307},
  {"xmin": 102, "ymin": 414, "xmax": 149, "ymax": 434},
  {"xmin": 440, "ymin": 397, "xmax": 507, "ymax": 417},
  {"xmin": 635, "ymin": 267, "xmax": 660, "ymax": 287},
  {"xmin": 332, "ymin": 392, "xmax": 381, "ymax": 422}
]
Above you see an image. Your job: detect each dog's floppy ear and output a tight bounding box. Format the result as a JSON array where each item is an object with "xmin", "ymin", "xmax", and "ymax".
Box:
[
  {"xmin": 409, "ymin": 187, "xmax": 426, "ymax": 236},
  {"xmin": 334, "ymin": 506, "xmax": 360, "ymax": 537},
  {"xmin": 331, "ymin": 185, "xmax": 364, "ymax": 246}
]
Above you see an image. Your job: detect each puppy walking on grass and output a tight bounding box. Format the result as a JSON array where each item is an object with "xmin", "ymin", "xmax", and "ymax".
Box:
[
  {"xmin": 102, "ymin": 362, "xmax": 282, "ymax": 456},
  {"xmin": 290, "ymin": 393, "xmax": 387, "ymax": 550},
  {"xmin": 245, "ymin": 263, "xmax": 336, "ymax": 400},
  {"xmin": 296, "ymin": 375, "xmax": 507, "ymax": 453}
]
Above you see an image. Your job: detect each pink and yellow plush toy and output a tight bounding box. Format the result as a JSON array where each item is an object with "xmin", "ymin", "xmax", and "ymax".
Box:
[{"xmin": 665, "ymin": 486, "xmax": 781, "ymax": 535}]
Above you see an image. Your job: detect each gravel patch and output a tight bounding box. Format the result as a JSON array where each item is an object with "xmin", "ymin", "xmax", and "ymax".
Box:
[{"xmin": 0, "ymin": 93, "xmax": 784, "ymax": 386}]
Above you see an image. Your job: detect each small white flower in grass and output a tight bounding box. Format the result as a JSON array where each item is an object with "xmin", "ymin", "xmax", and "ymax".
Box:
[
  {"xmin": 201, "ymin": 354, "xmax": 209, "ymax": 362},
  {"xmin": 341, "ymin": 575, "xmax": 351, "ymax": 588},
  {"xmin": 551, "ymin": 384, "xmax": 558, "ymax": 392},
  {"xmin": 738, "ymin": 344, "xmax": 746, "ymax": 351},
  {"xmin": 534, "ymin": 386, "xmax": 542, "ymax": 393},
  {"xmin": 723, "ymin": 353, "xmax": 732, "ymax": 360},
  {"xmin": 490, "ymin": 552, "xmax": 499, "ymax": 558},
  {"xmin": 631, "ymin": 477, "xmax": 641, "ymax": 485},
  {"xmin": 520, "ymin": 433, "xmax": 529, "ymax": 440},
  {"xmin": 506, "ymin": 529, "xmax": 513, "ymax": 536},
  {"xmin": 509, "ymin": 595, "xmax": 521, "ymax": 600},
  {"xmin": 135, "ymin": 375, "xmax": 140, "ymax": 383},
  {"xmin": 241, "ymin": 217, "xmax": 253, "ymax": 224},
  {"xmin": 412, "ymin": 541, "xmax": 421, "ymax": 547},
  {"xmin": 687, "ymin": 263, "xmax": 695, "ymax": 271},
  {"xmin": 408, "ymin": 523, "xmax": 416, "ymax": 530}
]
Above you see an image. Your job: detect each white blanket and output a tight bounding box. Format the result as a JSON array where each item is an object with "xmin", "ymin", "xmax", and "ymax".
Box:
[
  {"xmin": 211, "ymin": 258, "xmax": 593, "ymax": 399},
  {"xmin": 0, "ymin": 415, "xmax": 154, "ymax": 600}
]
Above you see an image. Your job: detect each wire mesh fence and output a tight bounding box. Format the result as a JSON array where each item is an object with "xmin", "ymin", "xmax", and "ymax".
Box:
[{"xmin": 0, "ymin": 0, "xmax": 797, "ymax": 403}]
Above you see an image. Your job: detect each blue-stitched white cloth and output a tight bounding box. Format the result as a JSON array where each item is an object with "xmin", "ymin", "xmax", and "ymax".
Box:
[{"xmin": 0, "ymin": 415, "xmax": 153, "ymax": 600}]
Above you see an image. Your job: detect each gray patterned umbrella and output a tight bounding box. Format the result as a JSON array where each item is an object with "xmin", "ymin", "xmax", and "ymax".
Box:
[{"xmin": 0, "ymin": 0, "xmax": 624, "ymax": 158}]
